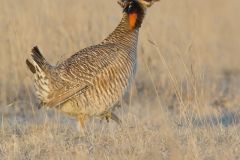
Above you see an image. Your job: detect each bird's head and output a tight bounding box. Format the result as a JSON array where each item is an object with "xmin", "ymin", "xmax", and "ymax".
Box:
[
  {"xmin": 117, "ymin": 0, "xmax": 159, "ymax": 30},
  {"xmin": 118, "ymin": 0, "xmax": 160, "ymax": 11}
]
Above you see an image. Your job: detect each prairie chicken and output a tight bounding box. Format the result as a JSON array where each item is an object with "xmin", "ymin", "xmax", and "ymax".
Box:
[{"xmin": 26, "ymin": 0, "xmax": 159, "ymax": 129}]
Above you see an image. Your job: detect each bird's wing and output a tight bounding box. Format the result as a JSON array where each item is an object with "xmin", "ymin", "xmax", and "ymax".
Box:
[
  {"xmin": 58, "ymin": 43, "xmax": 121, "ymax": 84},
  {"xmin": 43, "ymin": 43, "xmax": 122, "ymax": 108},
  {"xmin": 43, "ymin": 83, "xmax": 89, "ymax": 108}
]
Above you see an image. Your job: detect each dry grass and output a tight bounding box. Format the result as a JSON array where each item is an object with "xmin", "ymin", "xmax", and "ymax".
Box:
[{"xmin": 1, "ymin": 0, "xmax": 240, "ymax": 159}]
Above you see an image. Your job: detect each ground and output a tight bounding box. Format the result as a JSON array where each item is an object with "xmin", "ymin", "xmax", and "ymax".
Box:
[{"xmin": 0, "ymin": 0, "xmax": 240, "ymax": 159}]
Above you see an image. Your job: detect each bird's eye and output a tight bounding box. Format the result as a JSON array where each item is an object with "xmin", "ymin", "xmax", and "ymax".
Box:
[{"xmin": 127, "ymin": 1, "xmax": 134, "ymax": 11}]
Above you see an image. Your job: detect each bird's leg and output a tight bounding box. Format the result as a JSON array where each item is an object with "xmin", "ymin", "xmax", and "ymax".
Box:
[
  {"xmin": 113, "ymin": 101, "xmax": 121, "ymax": 110},
  {"xmin": 109, "ymin": 102, "xmax": 122, "ymax": 125},
  {"xmin": 100, "ymin": 111, "xmax": 122, "ymax": 125},
  {"xmin": 76, "ymin": 114, "xmax": 87, "ymax": 136},
  {"xmin": 104, "ymin": 111, "xmax": 111, "ymax": 123},
  {"xmin": 100, "ymin": 102, "xmax": 122, "ymax": 125},
  {"xmin": 110, "ymin": 112, "xmax": 122, "ymax": 125}
]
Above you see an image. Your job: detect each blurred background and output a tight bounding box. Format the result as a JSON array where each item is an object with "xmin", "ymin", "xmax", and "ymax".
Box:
[{"xmin": 0, "ymin": 0, "xmax": 240, "ymax": 159}]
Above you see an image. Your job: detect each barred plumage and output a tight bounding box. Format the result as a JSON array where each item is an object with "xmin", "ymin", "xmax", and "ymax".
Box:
[{"xmin": 26, "ymin": 0, "xmax": 159, "ymax": 129}]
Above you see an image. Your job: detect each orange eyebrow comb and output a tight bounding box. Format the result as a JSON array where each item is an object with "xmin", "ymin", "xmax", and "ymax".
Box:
[{"xmin": 128, "ymin": 12, "xmax": 138, "ymax": 30}]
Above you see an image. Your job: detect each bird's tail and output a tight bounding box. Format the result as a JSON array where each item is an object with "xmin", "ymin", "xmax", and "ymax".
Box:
[{"xmin": 26, "ymin": 46, "xmax": 52, "ymax": 107}]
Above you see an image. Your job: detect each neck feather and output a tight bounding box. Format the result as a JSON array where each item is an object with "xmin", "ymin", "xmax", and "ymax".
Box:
[{"xmin": 102, "ymin": 10, "xmax": 144, "ymax": 46}]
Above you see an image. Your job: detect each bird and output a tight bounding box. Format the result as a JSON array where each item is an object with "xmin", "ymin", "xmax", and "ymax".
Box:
[{"xmin": 26, "ymin": 0, "xmax": 159, "ymax": 130}]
